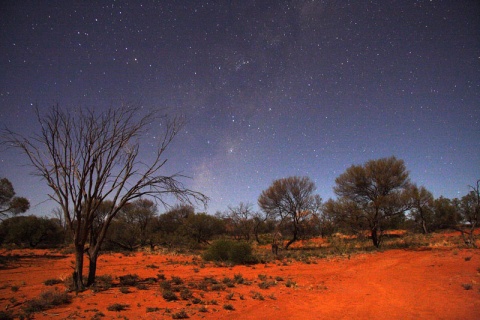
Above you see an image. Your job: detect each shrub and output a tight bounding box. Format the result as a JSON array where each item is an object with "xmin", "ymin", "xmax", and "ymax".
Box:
[
  {"xmin": 462, "ymin": 283, "xmax": 473, "ymax": 290},
  {"xmin": 202, "ymin": 239, "xmax": 256, "ymax": 265},
  {"xmin": 234, "ymin": 273, "xmax": 244, "ymax": 284},
  {"xmin": 44, "ymin": 278, "xmax": 63, "ymax": 286},
  {"xmin": 172, "ymin": 310, "xmax": 189, "ymax": 319},
  {"xmin": 24, "ymin": 288, "xmax": 71, "ymax": 313},
  {"xmin": 119, "ymin": 274, "xmax": 139, "ymax": 286},
  {"xmin": 223, "ymin": 304, "xmax": 235, "ymax": 310},
  {"xmin": 91, "ymin": 275, "xmax": 113, "ymax": 292},
  {"xmin": 171, "ymin": 276, "xmax": 183, "ymax": 285},
  {"xmin": 107, "ymin": 303, "xmax": 128, "ymax": 311},
  {"xmin": 162, "ymin": 290, "xmax": 178, "ymax": 301},
  {"xmin": 146, "ymin": 307, "xmax": 160, "ymax": 312},
  {"xmin": 285, "ymin": 279, "xmax": 296, "ymax": 288},
  {"xmin": 119, "ymin": 286, "xmax": 130, "ymax": 294},
  {"xmin": 180, "ymin": 288, "xmax": 193, "ymax": 300}
]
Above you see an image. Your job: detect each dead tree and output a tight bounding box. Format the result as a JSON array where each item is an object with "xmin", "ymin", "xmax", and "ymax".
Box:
[{"xmin": 2, "ymin": 105, "xmax": 208, "ymax": 291}]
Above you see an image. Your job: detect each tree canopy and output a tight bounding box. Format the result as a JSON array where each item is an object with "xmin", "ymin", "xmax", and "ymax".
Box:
[
  {"xmin": 0, "ymin": 178, "xmax": 30, "ymax": 219},
  {"xmin": 332, "ymin": 156, "xmax": 411, "ymax": 247},
  {"xmin": 258, "ymin": 176, "xmax": 322, "ymax": 249}
]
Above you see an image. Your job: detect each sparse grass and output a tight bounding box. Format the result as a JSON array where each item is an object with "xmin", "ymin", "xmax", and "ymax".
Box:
[
  {"xmin": 211, "ymin": 283, "xmax": 226, "ymax": 291},
  {"xmin": 171, "ymin": 276, "xmax": 183, "ymax": 285},
  {"xmin": 24, "ymin": 288, "xmax": 71, "ymax": 313},
  {"xmin": 285, "ymin": 279, "xmax": 296, "ymax": 288},
  {"xmin": 258, "ymin": 280, "xmax": 276, "ymax": 289},
  {"xmin": 91, "ymin": 274, "xmax": 113, "ymax": 292},
  {"xmin": 234, "ymin": 273, "xmax": 245, "ymax": 284},
  {"xmin": 119, "ymin": 274, "xmax": 140, "ymax": 286},
  {"xmin": 251, "ymin": 291, "xmax": 264, "ymax": 300},
  {"xmin": 171, "ymin": 310, "xmax": 189, "ymax": 319},
  {"xmin": 160, "ymin": 280, "xmax": 172, "ymax": 290},
  {"xmin": 136, "ymin": 283, "xmax": 148, "ymax": 290},
  {"xmin": 107, "ymin": 303, "xmax": 129, "ymax": 311},
  {"xmin": 91, "ymin": 311, "xmax": 105, "ymax": 319},
  {"xmin": 146, "ymin": 264, "xmax": 159, "ymax": 269},
  {"xmin": 119, "ymin": 286, "xmax": 130, "ymax": 294},
  {"xmin": 225, "ymin": 292, "xmax": 234, "ymax": 300},
  {"xmin": 44, "ymin": 278, "xmax": 63, "ymax": 286},
  {"xmin": 180, "ymin": 288, "xmax": 193, "ymax": 300},
  {"xmin": 199, "ymin": 305, "xmax": 208, "ymax": 312},
  {"xmin": 146, "ymin": 307, "xmax": 160, "ymax": 312},
  {"xmin": 162, "ymin": 290, "xmax": 178, "ymax": 301}
]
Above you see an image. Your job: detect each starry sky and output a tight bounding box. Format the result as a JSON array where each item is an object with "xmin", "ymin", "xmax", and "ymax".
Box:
[{"xmin": 1, "ymin": 1, "xmax": 479, "ymax": 216}]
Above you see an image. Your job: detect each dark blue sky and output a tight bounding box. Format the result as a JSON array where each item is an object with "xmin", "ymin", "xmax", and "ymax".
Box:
[{"xmin": 1, "ymin": 1, "xmax": 479, "ymax": 216}]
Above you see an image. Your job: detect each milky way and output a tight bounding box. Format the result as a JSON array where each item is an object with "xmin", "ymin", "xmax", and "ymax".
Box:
[{"xmin": 1, "ymin": 1, "xmax": 479, "ymax": 215}]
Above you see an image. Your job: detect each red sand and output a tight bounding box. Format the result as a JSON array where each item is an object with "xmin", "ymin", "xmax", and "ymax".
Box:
[{"xmin": 1, "ymin": 245, "xmax": 479, "ymax": 319}]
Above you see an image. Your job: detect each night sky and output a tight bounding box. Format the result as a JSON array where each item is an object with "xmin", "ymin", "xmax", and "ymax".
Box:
[{"xmin": 1, "ymin": 1, "xmax": 479, "ymax": 216}]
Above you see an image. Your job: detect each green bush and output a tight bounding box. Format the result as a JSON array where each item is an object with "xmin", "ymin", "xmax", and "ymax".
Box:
[{"xmin": 202, "ymin": 239, "xmax": 256, "ymax": 265}]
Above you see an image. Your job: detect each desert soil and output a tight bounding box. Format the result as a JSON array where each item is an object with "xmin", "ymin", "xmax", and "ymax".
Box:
[{"xmin": 1, "ymin": 243, "xmax": 479, "ymax": 319}]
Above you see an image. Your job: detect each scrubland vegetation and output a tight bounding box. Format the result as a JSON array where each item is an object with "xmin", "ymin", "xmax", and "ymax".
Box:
[{"xmin": 1, "ymin": 106, "xmax": 478, "ymax": 318}]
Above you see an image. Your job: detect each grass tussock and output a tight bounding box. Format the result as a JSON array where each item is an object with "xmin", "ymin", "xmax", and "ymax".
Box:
[{"xmin": 24, "ymin": 288, "xmax": 71, "ymax": 314}]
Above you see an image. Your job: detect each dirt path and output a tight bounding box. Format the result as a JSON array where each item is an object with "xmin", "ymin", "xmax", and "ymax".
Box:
[{"xmin": 1, "ymin": 248, "xmax": 479, "ymax": 319}]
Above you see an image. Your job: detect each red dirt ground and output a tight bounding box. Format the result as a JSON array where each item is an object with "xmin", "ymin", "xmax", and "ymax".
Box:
[{"xmin": 1, "ymin": 239, "xmax": 479, "ymax": 319}]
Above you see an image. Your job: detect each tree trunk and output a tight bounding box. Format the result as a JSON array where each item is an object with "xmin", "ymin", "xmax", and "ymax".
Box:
[
  {"xmin": 421, "ymin": 220, "xmax": 428, "ymax": 234},
  {"xmin": 284, "ymin": 225, "xmax": 298, "ymax": 249},
  {"xmin": 73, "ymin": 244, "xmax": 85, "ymax": 292},
  {"xmin": 86, "ymin": 251, "xmax": 98, "ymax": 287},
  {"xmin": 371, "ymin": 227, "xmax": 380, "ymax": 248}
]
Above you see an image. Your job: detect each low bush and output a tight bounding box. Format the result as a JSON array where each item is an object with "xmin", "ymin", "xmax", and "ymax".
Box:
[
  {"xmin": 119, "ymin": 274, "xmax": 140, "ymax": 286},
  {"xmin": 107, "ymin": 303, "xmax": 128, "ymax": 311},
  {"xmin": 172, "ymin": 310, "xmax": 189, "ymax": 319},
  {"xmin": 162, "ymin": 290, "xmax": 178, "ymax": 301},
  {"xmin": 44, "ymin": 278, "xmax": 63, "ymax": 286},
  {"xmin": 24, "ymin": 288, "xmax": 71, "ymax": 313},
  {"xmin": 202, "ymin": 239, "xmax": 257, "ymax": 265}
]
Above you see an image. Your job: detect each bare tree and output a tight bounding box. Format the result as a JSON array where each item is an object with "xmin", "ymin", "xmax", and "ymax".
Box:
[
  {"xmin": 2, "ymin": 105, "xmax": 207, "ymax": 290},
  {"xmin": 226, "ymin": 202, "xmax": 255, "ymax": 241},
  {"xmin": 333, "ymin": 156, "xmax": 411, "ymax": 248},
  {"xmin": 258, "ymin": 176, "xmax": 322, "ymax": 249}
]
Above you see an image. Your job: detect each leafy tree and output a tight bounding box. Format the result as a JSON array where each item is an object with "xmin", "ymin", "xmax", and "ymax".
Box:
[
  {"xmin": 155, "ymin": 204, "xmax": 194, "ymax": 247},
  {"xmin": 2, "ymin": 105, "xmax": 207, "ymax": 290},
  {"xmin": 453, "ymin": 180, "xmax": 479, "ymax": 247},
  {"xmin": 107, "ymin": 199, "xmax": 157, "ymax": 250},
  {"xmin": 181, "ymin": 213, "xmax": 225, "ymax": 245},
  {"xmin": 0, "ymin": 178, "xmax": 30, "ymax": 219},
  {"xmin": 332, "ymin": 156, "xmax": 411, "ymax": 248},
  {"xmin": 431, "ymin": 196, "xmax": 457, "ymax": 230},
  {"xmin": 0, "ymin": 216, "xmax": 64, "ymax": 247},
  {"xmin": 408, "ymin": 184, "xmax": 434, "ymax": 234},
  {"xmin": 258, "ymin": 176, "xmax": 322, "ymax": 249}
]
